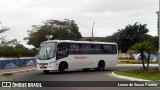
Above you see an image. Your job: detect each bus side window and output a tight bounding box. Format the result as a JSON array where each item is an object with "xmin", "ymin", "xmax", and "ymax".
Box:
[
  {"xmin": 102, "ymin": 44, "xmax": 117, "ymax": 54},
  {"xmin": 56, "ymin": 43, "xmax": 68, "ymax": 60},
  {"xmin": 103, "ymin": 45, "xmax": 112, "ymax": 54},
  {"xmin": 79, "ymin": 44, "xmax": 91, "ymax": 54},
  {"xmin": 112, "ymin": 45, "xmax": 117, "ymax": 54},
  {"xmin": 69, "ymin": 44, "xmax": 79, "ymax": 54},
  {"xmin": 91, "ymin": 44, "xmax": 102, "ymax": 54}
]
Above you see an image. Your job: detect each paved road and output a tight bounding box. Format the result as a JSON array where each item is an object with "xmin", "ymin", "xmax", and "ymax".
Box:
[{"xmin": 1, "ymin": 65, "xmax": 160, "ymax": 90}]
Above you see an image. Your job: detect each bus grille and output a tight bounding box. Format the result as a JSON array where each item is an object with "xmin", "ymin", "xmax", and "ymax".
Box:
[{"xmin": 39, "ymin": 63, "xmax": 48, "ymax": 65}]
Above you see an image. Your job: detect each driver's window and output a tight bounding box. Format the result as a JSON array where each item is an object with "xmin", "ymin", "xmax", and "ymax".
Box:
[{"xmin": 56, "ymin": 43, "xmax": 68, "ymax": 60}]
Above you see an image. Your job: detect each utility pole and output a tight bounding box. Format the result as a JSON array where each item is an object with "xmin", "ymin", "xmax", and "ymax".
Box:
[
  {"xmin": 157, "ymin": 0, "xmax": 160, "ymax": 70},
  {"xmin": 81, "ymin": 22, "xmax": 95, "ymax": 41},
  {"xmin": 91, "ymin": 22, "xmax": 95, "ymax": 41}
]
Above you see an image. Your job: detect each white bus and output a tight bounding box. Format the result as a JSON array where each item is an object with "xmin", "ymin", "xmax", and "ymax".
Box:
[{"xmin": 37, "ymin": 40, "xmax": 118, "ymax": 73}]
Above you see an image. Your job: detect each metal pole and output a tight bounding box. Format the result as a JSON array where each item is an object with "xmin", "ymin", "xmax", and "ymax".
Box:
[
  {"xmin": 91, "ymin": 22, "xmax": 95, "ymax": 41},
  {"xmin": 158, "ymin": 0, "xmax": 160, "ymax": 70}
]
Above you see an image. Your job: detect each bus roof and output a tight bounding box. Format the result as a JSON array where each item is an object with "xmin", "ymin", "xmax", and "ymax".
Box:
[{"xmin": 42, "ymin": 40, "xmax": 117, "ymax": 45}]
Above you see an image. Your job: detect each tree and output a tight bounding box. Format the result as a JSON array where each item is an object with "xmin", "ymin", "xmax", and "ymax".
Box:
[
  {"xmin": 14, "ymin": 44, "xmax": 38, "ymax": 57},
  {"xmin": 107, "ymin": 22, "xmax": 149, "ymax": 53},
  {"xmin": 0, "ymin": 23, "xmax": 19, "ymax": 47},
  {"xmin": 132, "ymin": 41, "xmax": 156, "ymax": 70},
  {"xmin": 25, "ymin": 19, "xmax": 82, "ymax": 48},
  {"xmin": 0, "ymin": 22, "xmax": 38, "ymax": 58},
  {"xmin": 0, "ymin": 26, "xmax": 9, "ymax": 46},
  {"xmin": 15, "ymin": 44, "xmax": 26, "ymax": 49},
  {"xmin": 1, "ymin": 39, "xmax": 20, "ymax": 47}
]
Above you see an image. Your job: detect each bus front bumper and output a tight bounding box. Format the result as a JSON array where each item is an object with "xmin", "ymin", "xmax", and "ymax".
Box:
[{"xmin": 37, "ymin": 62, "xmax": 58, "ymax": 70}]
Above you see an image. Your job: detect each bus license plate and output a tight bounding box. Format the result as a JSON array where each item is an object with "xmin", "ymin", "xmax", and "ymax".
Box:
[{"xmin": 40, "ymin": 66, "xmax": 47, "ymax": 69}]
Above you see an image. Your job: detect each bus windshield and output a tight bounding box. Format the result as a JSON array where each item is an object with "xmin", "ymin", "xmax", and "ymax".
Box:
[{"xmin": 38, "ymin": 42, "xmax": 56, "ymax": 60}]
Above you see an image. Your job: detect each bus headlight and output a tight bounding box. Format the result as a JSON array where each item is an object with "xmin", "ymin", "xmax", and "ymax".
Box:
[{"xmin": 49, "ymin": 61, "xmax": 56, "ymax": 64}]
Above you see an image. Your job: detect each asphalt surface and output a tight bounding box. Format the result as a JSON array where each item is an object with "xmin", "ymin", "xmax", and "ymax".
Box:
[{"xmin": 1, "ymin": 65, "xmax": 160, "ymax": 90}]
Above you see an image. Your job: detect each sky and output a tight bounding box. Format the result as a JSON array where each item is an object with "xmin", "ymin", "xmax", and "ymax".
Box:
[{"xmin": 0, "ymin": 0, "xmax": 159, "ymax": 48}]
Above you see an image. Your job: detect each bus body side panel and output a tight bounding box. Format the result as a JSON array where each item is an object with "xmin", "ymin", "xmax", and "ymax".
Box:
[{"xmin": 56, "ymin": 54, "xmax": 118, "ymax": 70}]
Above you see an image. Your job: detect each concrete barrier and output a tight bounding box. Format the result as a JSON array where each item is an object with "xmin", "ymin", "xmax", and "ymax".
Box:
[{"xmin": 0, "ymin": 58, "xmax": 36, "ymax": 69}]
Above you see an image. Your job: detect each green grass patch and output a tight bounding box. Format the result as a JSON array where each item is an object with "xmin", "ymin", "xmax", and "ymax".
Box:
[
  {"xmin": 118, "ymin": 59, "xmax": 157, "ymax": 64},
  {"xmin": 115, "ymin": 68, "xmax": 160, "ymax": 80}
]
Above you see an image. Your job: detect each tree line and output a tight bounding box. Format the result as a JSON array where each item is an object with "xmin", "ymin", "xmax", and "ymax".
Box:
[
  {"xmin": 106, "ymin": 22, "xmax": 158, "ymax": 70},
  {"xmin": 25, "ymin": 20, "xmax": 158, "ymax": 54},
  {"xmin": 0, "ymin": 19, "xmax": 158, "ymax": 63},
  {"xmin": 0, "ymin": 24, "xmax": 37, "ymax": 58},
  {"xmin": 20, "ymin": 20, "xmax": 160, "ymax": 71},
  {"xmin": 0, "ymin": 19, "xmax": 82, "ymax": 58},
  {"xmin": 24, "ymin": 19, "xmax": 82, "ymax": 48},
  {"xmin": 107, "ymin": 22, "xmax": 158, "ymax": 53}
]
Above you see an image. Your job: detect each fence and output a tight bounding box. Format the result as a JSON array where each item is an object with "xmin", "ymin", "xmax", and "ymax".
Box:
[{"xmin": 0, "ymin": 58, "xmax": 36, "ymax": 69}]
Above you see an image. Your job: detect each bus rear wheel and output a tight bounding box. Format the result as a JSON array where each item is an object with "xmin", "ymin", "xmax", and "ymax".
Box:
[
  {"xmin": 96, "ymin": 61, "xmax": 105, "ymax": 71},
  {"xmin": 59, "ymin": 63, "xmax": 66, "ymax": 73},
  {"xmin": 43, "ymin": 70, "xmax": 49, "ymax": 74}
]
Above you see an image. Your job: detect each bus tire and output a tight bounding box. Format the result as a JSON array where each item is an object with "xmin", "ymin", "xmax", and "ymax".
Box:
[
  {"xmin": 59, "ymin": 63, "xmax": 66, "ymax": 73},
  {"xmin": 43, "ymin": 70, "xmax": 49, "ymax": 74},
  {"xmin": 97, "ymin": 61, "xmax": 105, "ymax": 71}
]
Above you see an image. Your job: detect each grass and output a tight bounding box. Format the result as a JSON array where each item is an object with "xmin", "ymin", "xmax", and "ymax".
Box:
[
  {"xmin": 118, "ymin": 59, "xmax": 158, "ymax": 64},
  {"xmin": 115, "ymin": 68, "xmax": 160, "ymax": 80}
]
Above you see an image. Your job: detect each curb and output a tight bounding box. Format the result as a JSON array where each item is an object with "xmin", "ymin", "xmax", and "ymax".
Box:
[
  {"xmin": 0, "ymin": 68, "xmax": 36, "ymax": 77},
  {"xmin": 111, "ymin": 71, "xmax": 151, "ymax": 81},
  {"xmin": 116, "ymin": 64, "xmax": 158, "ymax": 67}
]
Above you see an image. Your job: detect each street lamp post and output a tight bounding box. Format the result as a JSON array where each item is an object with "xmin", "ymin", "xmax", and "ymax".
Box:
[
  {"xmin": 157, "ymin": 0, "xmax": 160, "ymax": 70},
  {"xmin": 158, "ymin": 0, "xmax": 160, "ymax": 70},
  {"xmin": 81, "ymin": 22, "xmax": 95, "ymax": 41},
  {"xmin": 91, "ymin": 22, "xmax": 95, "ymax": 41}
]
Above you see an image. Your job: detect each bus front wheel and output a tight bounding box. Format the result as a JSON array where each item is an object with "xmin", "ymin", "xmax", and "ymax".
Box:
[
  {"xmin": 59, "ymin": 63, "xmax": 66, "ymax": 73},
  {"xmin": 43, "ymin": 70, "xmax": 49, "ymax": 74}
]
